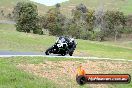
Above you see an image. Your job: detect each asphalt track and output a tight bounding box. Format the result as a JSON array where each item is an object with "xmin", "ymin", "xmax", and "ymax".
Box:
[{"xmin": 0, "ymin": 50, "xmax": 132, "ymax": 62}]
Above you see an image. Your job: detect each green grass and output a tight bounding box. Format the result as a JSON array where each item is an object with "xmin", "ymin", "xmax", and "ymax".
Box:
[
  {"xmin": 0, "ymin": 24, "xmax": 56, "ymax": 51},
  {"xmin": 0, "ymin": 57, "xmax": 88, "ymax": 88},
  {"xmin": 0, "ymin": 24, "xmax": 132, "ymax": 59},
  {"xmin": 77, "ymin": 39, "xmax": 132, "ymax": 59},
  {"xmin": 4, "ymin": 56, "xmax": 83, "ymax": 64},
  {"xmin": 120, "ymin": 0, "xmax": 132, "ymax": 15},
  {"xmin": 0, "ymin": 58, "xmax": 59, "ymax": 88},
  {"xmin": 99, "ymin": 41, "xmax": 132, "ymax": 49}
]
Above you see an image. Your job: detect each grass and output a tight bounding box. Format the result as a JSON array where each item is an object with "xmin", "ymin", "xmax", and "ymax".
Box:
[
  {"xmin": 77, "ymin": 39, "xmax": 132, "ymax": 59},
  {"xmin": 120, "ymin": 0, "xmax": 132, "ymax": 15},
  {"xmin": 98, "ymin": 41, "xmax": 132, "ymax": 49},
  {"xmin": 4, "ymin": 56, "xmax": 83, "ymax": 64},
  {"xmin": 0, "ymin": 24, "xmax": 132, "ymax": 59},
  {"xmin": 0, "ymin": 0, "xmax": 132, "ymax": 18},
  {"xmin": 0, "ymin": 24, "xmax": 56, "ymax": 51},
  {"xmin": 0, "ymin": 0, "xmax": 50, "ymax": 16},
  {"xmin": 0, "ymin": 57, "xmax": 132, "ymax": 88},
  {"xmin": 0, "ymin": 57, "xmax": 86, "ymax": 88},
  {"xmin": 0, "ymin": 58, "xmax": 59, "ymax": 88},
  {"xmin": 60, "ymin": 0, "xmax": 132, "ymax": 16}
]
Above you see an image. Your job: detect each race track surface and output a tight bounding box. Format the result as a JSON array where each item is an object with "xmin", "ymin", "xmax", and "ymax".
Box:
[{"xmin": 0, "ymin": 50, "xmax": 132, "ymax": 62}]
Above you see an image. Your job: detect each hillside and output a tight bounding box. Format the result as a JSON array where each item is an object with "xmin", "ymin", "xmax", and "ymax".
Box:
[
  {"xmin": 0, "ymin": 0, "xmax": 132, "ymax": 18},
  {"xmin": 0, "ymin": 0, "xmax": 51, "ymax": 16},
  {"xmin": 60, "ymin": 0, "xmax": 132, "ymax": 16}
]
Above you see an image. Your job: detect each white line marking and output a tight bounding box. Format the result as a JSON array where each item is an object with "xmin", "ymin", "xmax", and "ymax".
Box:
[{"xmin": 0, "ymin": 55, "xmax": 131, "ymax": 62}]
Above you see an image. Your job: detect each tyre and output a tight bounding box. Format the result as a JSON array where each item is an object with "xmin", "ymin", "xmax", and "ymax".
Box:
[
  {"xmin": 61, "ymin": 53, "xmax": 66, "ymax": 56},
  {"xmin": 69, "ymin": 50, "xmax": 74, "ymax": 56},
  {"xmin": 45, "ymin": 47, "xmax": 52, "ymax": 55},
  {"xmin": 76, "ymin": 75, "xmax": 87, "ymax": 85},
  {"xmin": 69, "ymin": 51, "xmax": 73, "ymax": 56}
]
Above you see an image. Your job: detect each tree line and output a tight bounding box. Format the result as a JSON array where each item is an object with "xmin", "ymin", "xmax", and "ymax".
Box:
[{"xmin": 13, "ymin": 2, "xmax": 132, "ymax": 41}]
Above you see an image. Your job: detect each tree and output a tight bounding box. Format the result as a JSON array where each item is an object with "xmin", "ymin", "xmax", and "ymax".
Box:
[
  {"xmin": 13, "ymin": 2, "xmax": 42, "ymax": 34},
  {"xmin": 71, "ymin": 4, "xmax": 96, "ymax": 40},
  {"xmin": 55, "ymin": 3, "xmax": 61, "ymax": 8},
  {"xmin": 94, "ymin": 9, "xmax": 126, "ymax": 41},
  {"xmin": 76, "ymin": 3, "xmax": 88, "ymax": 13},
  {"xmin": 6, "ymin": 13, "xmax": 12, "ymax": 19},
  {"xmin": 64, "ymin": 20, "xmax": 80, "ymax": 38},
  {"xmin": 85, "ymin": 10, "xmax": 95, "ymax": 31},
  {"xmin": 72, "ymin": 3, "xmax": 88, "ymax": 21},
  {"xmin": 0, "ymin": 10, "xmax": 4, "ymax": 16},
  {"xmin": 43, "ymin": 4, "xmax": 66, "ymax": 36},
  {"xmin": 103, "ymin": 11, "xmax": 126, "ymax": 41}
]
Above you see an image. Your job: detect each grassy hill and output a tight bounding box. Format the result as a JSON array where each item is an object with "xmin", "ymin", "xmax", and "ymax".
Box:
[
  {"xmin": 0, "ymin": 0, "xmax": 51, "ymax": 17},
  {"xmin": 60, "ymin": 0, "xmax": 132, "ymax": 16},
  {"xmin": 0, "ymin": 0, "xmax": 132, "ymax": 19}
]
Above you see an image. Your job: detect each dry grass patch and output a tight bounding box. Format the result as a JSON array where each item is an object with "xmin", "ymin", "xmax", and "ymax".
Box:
[{"xmin": 17, "ymin": 60, "xmax": 132, "ymax": 88}]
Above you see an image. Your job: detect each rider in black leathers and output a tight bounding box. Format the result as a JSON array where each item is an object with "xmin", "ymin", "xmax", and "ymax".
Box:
[{"xmin": 56, "ymin": 36, "xmax": 76, "ymax": 53}]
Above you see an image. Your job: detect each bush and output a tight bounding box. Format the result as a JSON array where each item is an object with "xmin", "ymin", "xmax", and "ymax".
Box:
[
  {"xmin": 13, "ymin": 2, "xmax": 43, "ymax": 34},
  {"xmin": 42, "ymin": 4, "xmax": 65, "ymax": 36},
  {"xmin": 94, "ymin": 10, "xmax": 126, "ymax": 41}
]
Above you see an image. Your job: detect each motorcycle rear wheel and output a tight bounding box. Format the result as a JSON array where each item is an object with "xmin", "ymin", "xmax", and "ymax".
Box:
[
  {"xmin": 69, "ymin": 52, "xmax": 73, "ymax": 56},
  {"xmin": 61, "ymin": 53, "xmax": 66, "ymax": 56}
]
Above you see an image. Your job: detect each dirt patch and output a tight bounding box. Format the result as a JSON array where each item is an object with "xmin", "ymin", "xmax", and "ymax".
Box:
[{"xmin": 17, "ymin": 60, "xmax": 132, "ymax": 88}]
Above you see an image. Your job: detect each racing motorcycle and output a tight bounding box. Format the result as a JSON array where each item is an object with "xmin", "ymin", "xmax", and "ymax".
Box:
[{"xmin": 45, "ymin": 36, "xmax": 77, "ymax": 56}]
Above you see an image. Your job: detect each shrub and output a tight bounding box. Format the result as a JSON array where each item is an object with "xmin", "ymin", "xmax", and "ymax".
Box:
[{"xmin": 13, "ymin": 2, "xmax": 43, "ymax": 34}]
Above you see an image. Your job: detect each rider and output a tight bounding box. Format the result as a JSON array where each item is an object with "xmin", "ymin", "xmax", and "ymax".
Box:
[
  {"xmin": 56, "ymin": 36, "xmax": 70, "ymax": 44},
  {"xmin": 56, "ymin": 36, "xmax": 76, "ymax": 52}
]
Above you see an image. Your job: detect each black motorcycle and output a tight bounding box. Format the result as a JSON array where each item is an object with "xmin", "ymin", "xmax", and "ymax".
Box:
[{"xmin": 45, "ymin": 36, "xmax": 77, "ymax": 56}]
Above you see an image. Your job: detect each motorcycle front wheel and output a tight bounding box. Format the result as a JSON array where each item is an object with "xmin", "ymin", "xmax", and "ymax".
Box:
[{"xmin": 45, "ymin": 47, "xmax": 52, "ymax": 55}]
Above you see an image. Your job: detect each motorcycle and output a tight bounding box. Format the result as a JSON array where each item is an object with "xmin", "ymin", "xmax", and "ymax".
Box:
[{"xmin": 45, "ymin": 36, "xmax": 77, "ymax": 56}]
